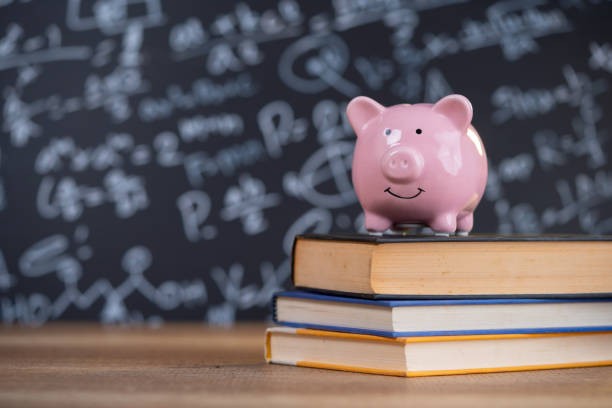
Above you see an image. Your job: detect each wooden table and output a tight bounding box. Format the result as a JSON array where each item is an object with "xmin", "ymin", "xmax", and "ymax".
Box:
[{"xmin": 1, "ymin": 324, "xmax": 611, "ymax": 407}]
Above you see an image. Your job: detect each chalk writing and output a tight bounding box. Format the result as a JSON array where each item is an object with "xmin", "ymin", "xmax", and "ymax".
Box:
[
  {"xmin": 284, "ymin": 141, "xmax": 356, "ymax": 208},
  {"xmin": 589, "ymin": 42, "xmax": 612, "ymax": 74},
  {"xmin": 177, "ymin": 190, "xmax": 216, "ymax": 242},
  {"xmin": 178, "ymin": 113, "xmax": 244, "ymax": 143},
  {"xmin": 257, "ymin": 100, "xmax": 308, "ymax": 158},
  {"xmin": 137, "ymin": 74, "xmax": 257, "ymax": 122},
  {"xmin": 278, "ymin": 33, "xmax": 360, "ymax": 96},
  {"xmin": 220, "ymin": 173, "xmax": 282, "ymax": 235},
  {"xmin": 423, "ymin": 1, "xmax": 572, "ymax": 62},
  {"xmin": 36, "ymin": 170, "xmax": 148, "ymax": 221},
  {"xmin": 170, "ymin": 1, "xmax": 304, "ymax": 65},
  {"xmin": 0, "ymin": 0, "xmax": 610, "ymax": 325},
  {"xmin": 66, "ymin": 0, "xmax": 165, "ymax": 34},
  {"xmin": 0, "ymin": 147, "xmax": 4, "ymax": 212},
  {"xmin": 0, "ymin": 251, "xmax": 15, "ymax": 291},
  {"xmin": 491, "ymin": 66, "xmax": 607, "ymax": 124},
  {"xmin": 183, "ymin": 139, "xmax": 267, "ymax": 187},
  {"xmin": 0, "ymin": 23, "xmax": 92, "ymax": 71}
]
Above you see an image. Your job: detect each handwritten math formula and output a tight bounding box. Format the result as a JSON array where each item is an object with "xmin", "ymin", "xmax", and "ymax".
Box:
[{"xmin": 0, "ymin": 0, "xmax": 610, "ymax": 325}]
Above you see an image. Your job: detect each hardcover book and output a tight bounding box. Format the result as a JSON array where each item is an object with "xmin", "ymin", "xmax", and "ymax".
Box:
[
  {"xmin": 292, "ymin": 234, "xmax": 612, "ymax": 298},
  {"xmin": 273, "ymin": 291, "xmax": 612, "ymax": 337},
  {"xmin": 265, "ymin": 327, "xmax": 612, "ymax": 377}
]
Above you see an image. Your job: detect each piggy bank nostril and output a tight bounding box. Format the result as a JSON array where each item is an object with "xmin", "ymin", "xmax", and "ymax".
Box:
[{"xmin": 401, "ymin": 160, "xmax": 408, "ymax": 167}]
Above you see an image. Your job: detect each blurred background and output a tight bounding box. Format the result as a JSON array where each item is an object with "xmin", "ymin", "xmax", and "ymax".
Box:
[{"xmin": 0, "ymin": 0, "xmax": 610, "ymax": 325}]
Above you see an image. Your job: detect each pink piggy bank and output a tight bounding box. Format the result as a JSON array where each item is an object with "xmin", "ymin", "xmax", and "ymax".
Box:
[{"xmin": 347, "ymin": 94, "xmax": 488, "ymax": 235}]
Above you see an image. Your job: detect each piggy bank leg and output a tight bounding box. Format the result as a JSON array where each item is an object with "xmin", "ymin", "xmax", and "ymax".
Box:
[
  {"xmin": 456, "ymin": 213, "xmax": 474, "ymax": 236},
  {"xmin": 364, "ymin": 212, "xmax": 393, "ymax": 233},
  {"xmin": 429, "ymin": 213, "xmax": 457, "ymax": 235}
]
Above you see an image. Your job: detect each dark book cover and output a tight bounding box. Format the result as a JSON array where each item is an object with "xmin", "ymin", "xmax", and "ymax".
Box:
[{"xmin": 290, "ymin": 233, "xmax": 612, "ymax": 299}]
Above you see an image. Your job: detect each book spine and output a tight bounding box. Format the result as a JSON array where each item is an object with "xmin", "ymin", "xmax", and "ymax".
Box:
[
  {"xmin": 294, "ymin": 360, "xmax": 409, "ymax": 377},
  {"xmin": 271, "ymin": 294, "xmax": 278, "ymax": 323},
  {"xmin": 264, "ymin": 329, "xmax": 272, "ymax": 362},
  {"xmin": 290, "ymin": 237, "xmax": 299, "ymax": 288},
  {"xmin": 289, "ymin": 359, "xmax": 612, "ymax": 377},
  {"xmin": 402, "ymin": 361, "xmax": 612, "ymax": 377}
]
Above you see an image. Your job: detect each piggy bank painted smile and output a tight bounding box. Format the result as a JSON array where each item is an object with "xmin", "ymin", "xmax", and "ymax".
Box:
[{"xmin": 347, "ymin": 94, "xmax": 488, "ymax": 234}]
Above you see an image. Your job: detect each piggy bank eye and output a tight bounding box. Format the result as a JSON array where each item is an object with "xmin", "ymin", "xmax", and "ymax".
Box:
[
  {"xmin": 416, "ymin": 128, "xmax": 423, "ymax": 134},
  {"xmin": 383, "ymin": 128, "xmax": 402, "ymax": 145}
]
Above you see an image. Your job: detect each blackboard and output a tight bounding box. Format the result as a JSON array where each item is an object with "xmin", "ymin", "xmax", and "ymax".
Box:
[{"xmin": 0, "ymin": 0, "xmax": 611, "ymax": 325}]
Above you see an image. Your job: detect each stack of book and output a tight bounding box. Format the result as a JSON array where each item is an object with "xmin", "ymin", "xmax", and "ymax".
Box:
[{"xmin": 265, "ymin": 234, "xmax": 612, "ymax": 377}]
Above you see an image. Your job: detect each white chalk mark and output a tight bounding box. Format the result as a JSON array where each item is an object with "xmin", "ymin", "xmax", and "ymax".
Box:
[
  {"xmin": 66, "ymin": 0, "xmax": 165, "ymax": 34},
  {"xmin": 173, "ymin": 28, "xmax": 303, "ymax": 62},
  {"xmin": 0, "ymin": 47, "xmax": 92, "ymax": 71}
]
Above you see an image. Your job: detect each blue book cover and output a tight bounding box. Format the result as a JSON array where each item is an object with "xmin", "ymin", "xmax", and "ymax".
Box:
[{"xmin": 272, "ymin": 290, "xmax": 612, "ymax": 337}]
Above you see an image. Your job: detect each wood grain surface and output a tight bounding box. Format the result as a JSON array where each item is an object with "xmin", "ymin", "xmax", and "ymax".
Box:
[{"xmin": 1, "ymin": 323, "xmax": 611, "ymax": 407}]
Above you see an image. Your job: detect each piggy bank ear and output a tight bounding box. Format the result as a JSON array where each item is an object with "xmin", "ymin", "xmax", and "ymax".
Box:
[
  {"xmin": 346, "ymin": 96, "xmax": 384, "ymax": 135},
  {"xmin": 432, "ymin": 94, "xmax": 473, "ymax": 132}
]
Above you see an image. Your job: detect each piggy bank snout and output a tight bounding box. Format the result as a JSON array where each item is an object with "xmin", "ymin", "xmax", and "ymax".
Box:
[{"xmin": 380, "ymin": 147, "xmax": 424, "ymax": 182}]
